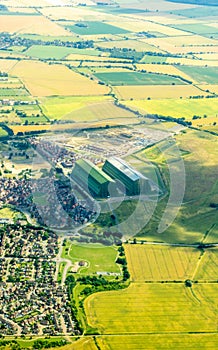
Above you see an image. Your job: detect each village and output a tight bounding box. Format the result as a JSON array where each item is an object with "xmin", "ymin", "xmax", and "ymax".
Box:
[{"xmin": 0, "ymin": 224, "xmax": 79, "ymax": 336}]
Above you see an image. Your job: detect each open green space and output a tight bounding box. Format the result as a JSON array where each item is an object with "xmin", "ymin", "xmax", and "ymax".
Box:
[
  {"xmin": 177, "ymin": 66, "xmax": 218, "ymax": 84},
  {"xmin": 24, "ymin": 45, "xmax": 101, "ymax": 59},
  {"xmin": 62, "ymin": 242, "xmax": 120, "ymax": 275},
  {"xmin": 169, "ymin": 6, "xmax": 218, "ymax": 17},
  {"xmin": 140, "ymin": 55, "xmax": 167, "ymax": 64},
  {"xmin": 0, "ymin": 126, "xmax": 8, "ymax": 138},
  {"xmin": 170, "ymin": 23, "xmax": 218, "ymax": 35},
  {"xmin": 65, "ymin": 21, "xmax": 129, "ymax": 35},
  {"xmin": 94, "ymin": 71, "xmax": 185, "ymax": 85},
  {"xmin": 0, "ymin": 88, "xmax": 28, "ymax": 96}
]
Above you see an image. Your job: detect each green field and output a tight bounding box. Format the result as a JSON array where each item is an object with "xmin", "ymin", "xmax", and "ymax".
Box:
[
  {"xmin": 66, "ymin": 21, "xmax": 129, "ymax": 35},
  {"xmin": 95, "ymin": 71, "xmax": 185, "ymax": 85},
  {"xmin": 24, "ymin": 45, "xmax": 101, "ymax": 59},
  {"xmin": 0, "ymin": 126, "xmax": 8, "ymax": 138},
  {"xmin": 62, "ymin": 242, "xmax": 120, "ymax": 275},
  {"xmin": 177, "ymin": 66, "xmax": 218, "ymax": 84},
  {"xmin": 140, "ymin": 55, "xmax": 167, "ymax": 64},
  {"xmin": 170, "ymin": 23, "xmax": 218, "ymax": 35},
  {"xmin": 0, "ymin": 88, "xmax": 28, "ymax": 96},
  {"xmin": 170, "ymin": 6, "xmax": 218, "ymax": 17}
]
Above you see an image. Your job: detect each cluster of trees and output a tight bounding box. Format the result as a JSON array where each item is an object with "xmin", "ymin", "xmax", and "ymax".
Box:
[{"xmin": 78, "ymin": 230, "xmax": 122, "ymax": 246}]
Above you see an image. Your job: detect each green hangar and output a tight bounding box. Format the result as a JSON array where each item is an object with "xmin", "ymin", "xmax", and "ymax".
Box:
[
  {"xmin": 102, "ymin": 157, "xmax": 150, "ymax": 196},
  {"xmin": 71, "ymin": 159, "xmax": 114, "ymax": 198}
]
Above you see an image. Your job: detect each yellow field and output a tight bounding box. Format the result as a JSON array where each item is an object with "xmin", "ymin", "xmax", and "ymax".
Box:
[
  {"xmin": 125, "ymin": 98, "xmax": 218, "ymax": 119},
  {"xmin": 100, "ymin": 334, "xmax": 218, "ymax": 350},
  {"xmin": 40, "ymin": 6, "xmax": 116, "ymax": 21},
  {"xmin": 108, "ymin": 20, "xmax": 190, "ymax": 36},
  {"xmin": 0, "ymin": 59, "xmax": 18, "ymax": 72},
  {"xmin": 125, "ymin": 244, "xmax": 200, "ymax": 281},
  {"xmin": 198, "ymin": 84, "xmax": 218, "ymax": 94},
  {"xmin": 136, "ymin": 64, "xmax": 194, "ymax": 82},
  {"xmin": 1, "ymin": 0, "xmax": 49, "ymax": 6},
  {"xmin": 195, "ymin": 248, "xmax": 218, "ymax": 281},
  {"xmin": 195, "ymin": 53, "xmax": 218, "ymax": 61},
  {"xmin": 0, "ymin": 15, "xmax": 70, "ymax": 36},
  {"xmin": 98, "ymin": 40, "xmax": 163, "ymax": 53},
  {"xmin": 146, "ymin": 35, "xmax": 217, "ymax": 47},
  {"xmin": 66, "ymin": 55, "xmax": 112, "ymax": 61},
  {"xmin": 85, "ymin": 283, "xmax": 218, "ymax": 334},
  {"xmin": 166, "ymin": 57, "xmax": 218, "ymax": 67},
  {"xmin": 10, "ymin": 61, "xmax": 109, "ymax": 96},
  {"xmin": 114, "ymin": 84, "xmax": 207, "ymax": 100}
]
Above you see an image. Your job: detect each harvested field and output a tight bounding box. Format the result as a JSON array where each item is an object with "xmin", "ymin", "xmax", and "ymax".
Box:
[{"xmin": 10, "ymin": 61, "xmax": 109, "ymax": 96}]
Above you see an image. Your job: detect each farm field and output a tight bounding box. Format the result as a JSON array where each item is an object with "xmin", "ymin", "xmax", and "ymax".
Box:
[
  {"xmin": 100, "ymin": 334, "xmax": 218, "ymax": 350},
  {"xmin": 0, "ymin": 127, "xmax": 8, "ymax": 138},
  {"xmin": 10, "ymin": 61, "xmax": 109, "ymax": 96},
  {"xmin": 24, "ymin": 45, "xmax": 102, "ymax": 59},
  {"xmin": 114, "ymin": 84, "xmax": 208, "ymax": 100},
  {"xmin": 94, "ymin": 71, "xmax": 185, "ymax": 85},
  {"xmin": 177, "ymin": 66, "xmax": 218, "ymax": 84},
  {"xmin": 40, "ymin": 96, "xmax": 136, "ymax": 122},
  {"xmin": 0, "ymin": 15, "xmax": 70, "ymax": 35},
  {"xmin": 124, "ymin": 98, "xmax": 218, "ymax": 120},
  {"xmin": 124, "ymin": 244, "xmax": 200, "ymax": 282},
  {"xmin": 66, "ymin": 22, "xmax": 129, "ymax": 35},
  {"xmin": 85, "ymin": 283, "xmax": 218, "ymax": 334},
  {"xmin": 0, "ymin": 59, "xmax": 18, "ymax": 72},
  {"xmin": 195, "ymin": 248, "xmax": 218, "ymax": 280},
  {"xmin": 98, "ymin": 40, "xmax": 164, "ymax": 53},
  {"xmin": 62, "ymin": 242, "xmax": 120, "ymax": 275}
]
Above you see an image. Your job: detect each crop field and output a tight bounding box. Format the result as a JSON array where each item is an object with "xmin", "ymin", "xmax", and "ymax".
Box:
[
  {"xmin": 166, "ymin": 56, "xmax": 218, "ymax": 66},
  {"xmin": 0, "ymin": 59, "xmax": 18, "ymax": 72},
  {"xmin": 100, "ymin": 334, "xmax": 218, "ymax": 350},
  {"xmin": 124, "ymin": 98, "xmax": 218, "ymax": 120},
  {"xmin": 66, "ymin": 21, "xmax": 129, "ymax": 35},
  {"xmin": 62, "ymin": 242, "xmax": 120, "ymax": 275},
  {"xmin": 0, "ymin": 15, "xmax": 70, "ymax": 35},
  {"xmin": 25, "ymin": 45, "xmax": 102, "ymax": 59},
  {"xmin": 85, "ymin": 283, "xmax": 218, "ymax": 334},
  {"xmin": 124, "ymin": 244, "xmax": 200, "ymax": 282},
  {"xmin": 170, "ymin": 23, "xmax": 218, "ymax": 35},
  {"xmin": 40, "ymin": 96, "xmax": 136, "ymax": 122},
  {"xmin": 195, "ymin": 248, "xmax": 218, "ymax": 281},
  {"xmin": 98, "ymin": 40, "xmax": 164, "ymax": 53},
  {"xmin": 177, "ymin": 66, "xmax": 218, "ymax": 84},
  {"xmin": 140, "ymin": 55, "xmax": 167, "ymax": 64},
  {"xmin": 0, "ymin": 88, "xmax": 28, "ymax": 96},
  {"xmin": 10, "ymin": 61, "xmax": 109, "ymax": 96},
  {"xmin": 114, "ymin": 84, "xmax": 208, "ymax": 100},
  {"xmin": 0, "ymin": 127, "xmax": 8, "ymax": 138},
  {"xmin": 107, "ymin": 20, "xmax": 190, "ymax": 36},
  {"xmin": 136, "ymin": 64, "xmax": 194, "ymax": 81},
  {"xmin": 94, "ymin": 71, "xmax": 185, "ymax": 85}
]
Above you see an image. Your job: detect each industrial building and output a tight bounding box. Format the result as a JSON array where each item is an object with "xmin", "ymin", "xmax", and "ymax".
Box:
[
  {"xmin": 71, "ymin": 159, "xmax": 114, "ymax": 198},
  {"xmin": 102, "ymin": 157, "xmax": 151, "ymax": 196}
]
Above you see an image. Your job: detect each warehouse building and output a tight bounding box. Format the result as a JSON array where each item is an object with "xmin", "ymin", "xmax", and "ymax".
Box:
[
  {"xmin": 102, "ymin": 157, "xmax": 151, "ymax": 196},
  {"xmin": 71, "ymin": 159, "xmax": 114, "ymax": 198}
]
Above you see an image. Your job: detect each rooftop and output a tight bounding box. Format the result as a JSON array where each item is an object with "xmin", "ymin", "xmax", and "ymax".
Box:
[
  {"xmin": 75, "ymin": 159, "xmax": 114, "ymax": 185},
  {"xmin": 106, "ymin": 157, "xmax": 146, "ymax": 181}
]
